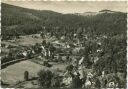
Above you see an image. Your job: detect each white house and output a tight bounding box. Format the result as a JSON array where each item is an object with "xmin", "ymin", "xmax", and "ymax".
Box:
[{"xmin": 22, "ymin": 51, "xmax": 27, "ymax": 57}]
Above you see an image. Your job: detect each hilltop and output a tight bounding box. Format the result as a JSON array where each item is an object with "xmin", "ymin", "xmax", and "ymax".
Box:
[{"xmin": 1, "ymin": 3, "xmax": 127, "ymax": 40}]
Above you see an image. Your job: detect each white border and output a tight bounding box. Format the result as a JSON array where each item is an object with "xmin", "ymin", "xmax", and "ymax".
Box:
[
  {"xmin": 0, "ymin": 0, "xmax": 128, "ymax": 89},
  {"xmin": 1, "ymin": 0, "xmax": 128, "ymax": 1},
  {"xmin": 126, "ymin": 1, "xmax": 128, "ymax": 89}
]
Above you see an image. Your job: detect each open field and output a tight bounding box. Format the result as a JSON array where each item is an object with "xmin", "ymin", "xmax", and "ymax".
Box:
[
  {"xmin": 1, "ymin": 60, "xmax": 42, "ymax": 84},
  {"xmin": 1, "ymin": 60, "xmax": 67, "ymax": 85},
  {"xmin": 2, "ymin": 34, "xmax": 43, "ymax": 46}
]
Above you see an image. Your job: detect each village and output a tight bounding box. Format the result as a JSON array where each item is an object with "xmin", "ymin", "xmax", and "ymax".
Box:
[
  {"xmin": 1, "ymin": 30, "xmax": 126, "ymax": 88},
  {"xmin": 1, "ymin": 1, "xmax": 127, "ymax": 88}
]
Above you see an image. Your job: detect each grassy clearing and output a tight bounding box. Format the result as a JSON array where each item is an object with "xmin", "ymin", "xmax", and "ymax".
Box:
[
  {"xmin": 1, "ymin": 60, "xmax": 42, "ymax": 84},
  {"xmin": 2, "ymin": 34, "xmax": 43, "ymax": 46},
  {"xmin": 1, "ymin": 60, "xmax": 67, "ymax": 85}
]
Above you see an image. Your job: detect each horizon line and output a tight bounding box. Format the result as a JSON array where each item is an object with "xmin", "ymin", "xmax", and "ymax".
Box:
[{"xmin": 2, "ymin": 2, "xmax": 127, "ymax": 14}]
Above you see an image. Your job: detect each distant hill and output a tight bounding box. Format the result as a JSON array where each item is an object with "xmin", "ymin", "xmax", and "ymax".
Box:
[
  {"xmin": 74, "ymin": 9, "xmax": 122, "ymax": 16},
  {"xmin": 74, "ymin": 12, "xmax": 98, "ymax": 16},
  {"xmin": 1, "ymin": 3, "xmax": 127, "ymax": 40},
  {"xmin": 1, "ymin": 3, "xmax": 62, "ymax": 26},
  {"xmin": 99, "ymin": 9, "xmax": 117, "ymax": 13}
]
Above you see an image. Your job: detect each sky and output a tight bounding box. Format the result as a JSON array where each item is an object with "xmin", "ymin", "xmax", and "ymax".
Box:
[{"xmin": 3, "ymin": 1, "xmax": 127, "ymax": 13}]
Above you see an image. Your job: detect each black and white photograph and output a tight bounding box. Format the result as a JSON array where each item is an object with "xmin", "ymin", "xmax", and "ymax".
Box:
[{"xmin": 1, "ymin": 1, "xmax": 127, "ymax": 88}]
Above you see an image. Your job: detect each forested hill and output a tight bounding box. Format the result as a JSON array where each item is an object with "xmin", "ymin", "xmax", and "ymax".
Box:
[{"xmin": 1, "ymin": 3, "xmax": 127, "ymax": 40}]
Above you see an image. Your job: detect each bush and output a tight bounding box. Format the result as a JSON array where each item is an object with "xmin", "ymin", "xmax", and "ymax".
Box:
[
  {"xmin": 24, "ymin": 71, "xmax": 29, "ymax": 81},
  {"xmin": 37, "ymin": 70, "xmax": 53, "ymax": 88},
  {"xmin": 66, "ymin": 65, "xmax": 74, "ymax": 72}
]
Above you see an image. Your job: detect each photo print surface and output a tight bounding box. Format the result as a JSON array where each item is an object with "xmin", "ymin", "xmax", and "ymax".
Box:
[{"xmin": 1, "ymin": 1, "xmax": 127, "ymax": 88}]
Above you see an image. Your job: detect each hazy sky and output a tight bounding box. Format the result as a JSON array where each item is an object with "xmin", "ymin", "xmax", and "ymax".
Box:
[{"xmin": 3, "ymin": 1, "xmax": 127, "ymax": 13}]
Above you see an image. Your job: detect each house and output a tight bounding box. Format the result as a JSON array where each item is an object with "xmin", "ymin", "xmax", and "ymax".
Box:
[
  {"xmin": 22, "ymin": 51, "xmax": 27, "ymax": 57},
  {"xmin": 62, "ymin": 77, "xmax": 72, "ymax": 86},
  {"xmin": 102, "ymin": 71, "xmax": 105, "ymax": 77},
  {"xmin": 61, "ymin": 36, "xmax": 65, "ymax": 40},
  {"xmin": 97, "ymin": 42, "xmax": 102, "ymax": 46},
  {"xmin": 78, "ymin": 65, "xmax": 85, "ymax": 79},
  {"xmin": 94, "ymin": 57, "xmax": 99, "ymax": 63},
  {"xmin": 103, "ymin": 35, "xmax": 107, "ymax": 39},
  {"xmin": 74, "ymin": 34, "xmax": 77, "ymax": 37},
  {"xmin": 78, "ymin": 57, "xmax": 84, "ymax": 65},
  {"xmin": 32, "ymin": 50, "xmax": 35, "ymax": 54},
  {"xmin": 87, "ymin": 72, "xmax": 93, "ymax": 79},
  {"xmin": 41, "ymin": 46, "xmax": 45, "ymax": 50},
  {"xmin": 83, "ymin": 77, "xmax": 92, "ymax": 88},
  {"xmin": 62, "ymin": 71, "xmax": 73, "ymax": 86},
  {"xmin": 66, "ymin": 44, "xmax": 70, "ymax": 48},
  {"xmin": 72, "ymin": 58, "xmax": 78, "ymax": 67}
]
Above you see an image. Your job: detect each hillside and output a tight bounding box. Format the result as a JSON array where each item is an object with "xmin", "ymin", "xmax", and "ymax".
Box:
[
  {"xmin": 1, "ymin": 3, "xmax": 127, "ymax": 40},
  {"xmin": 1, "ymin": 3, "xmax": 127, "ymax": 88}
]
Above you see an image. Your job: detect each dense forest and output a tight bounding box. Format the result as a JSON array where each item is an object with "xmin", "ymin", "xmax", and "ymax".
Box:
[{"xmin": 1, "ymin": 3, "xmax": 127, "ymax": 40}]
